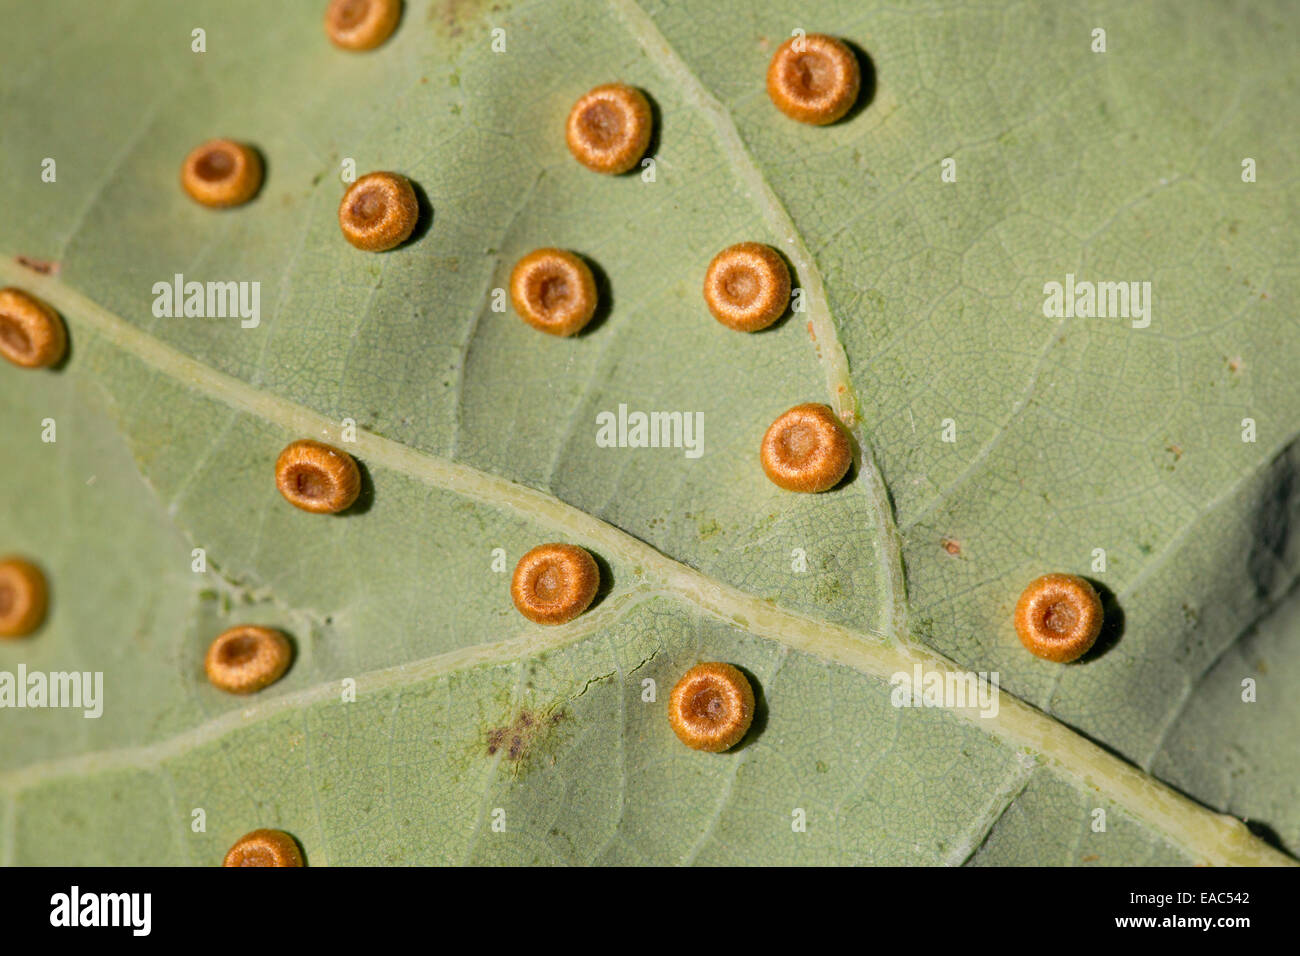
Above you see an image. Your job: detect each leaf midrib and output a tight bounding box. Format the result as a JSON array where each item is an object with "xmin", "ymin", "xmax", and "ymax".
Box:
[{"xmin": 2, "ymin": 256, "xmax": 1291, "ymax": 866}]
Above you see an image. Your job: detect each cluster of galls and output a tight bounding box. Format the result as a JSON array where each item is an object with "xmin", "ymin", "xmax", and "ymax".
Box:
[{"xmin": 0, "ymin": 2, "xmax": 1105, "ymax": 868}]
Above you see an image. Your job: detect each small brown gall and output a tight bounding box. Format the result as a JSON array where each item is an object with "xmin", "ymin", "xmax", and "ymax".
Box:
[
  {"xmin": 324, "ymin": 0, "xmax": 402, "ymax": 51},
  {"xmin": 0, "ymin": 288, "xmax": 66, "ymax": 369},
  {"xmin": 511, "ymin": 544, "xmax": 600, "ymax": 625},
  {"xmin": 509, "ymin": 248, "xmax": 598, "ymax": 337},
  {"xmin": 565, "ymin": 83, "xmax": 653, "ymax": 174},
  {"xmin": 766, "ymin": 34, "xmax": 861, "ymax": 125},
  {"xmin": 760, "ymin": 403, "xmax": 852, "ymax": 493},
  {"xmin": 338, "ymin": 171, "xmax": 420, "ymax": 252},
  {"xmin": 180, "ymin": 139, "xmax": 263, "ymax": 208},
  {"xmin": 275, "ymin": 439, "xmax": 362, "ymax": 514},
  {"xmin": 669, "ymin": 662, "xmax": 755, "ymax": 752},
  {"xmin": 703, "ymin": 242, "xmax": 791, "ymax": 332},
  {"xmin": 0, "ymin": 557, "xmax": 49, "ymax": 638},
  {"xmin": 223, "ymin": 829, "xmax": 304, "ymax": 866},
  {"xmin": 1013, "ymin": 573, "xmax": 1104, "ymax": 663},
  {"xmin": 204, "ymin": 625, "xmax": 293, "ymax": 694}
]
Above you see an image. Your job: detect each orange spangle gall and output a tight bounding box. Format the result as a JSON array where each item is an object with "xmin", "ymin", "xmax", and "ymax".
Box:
[
  {"xmin": 0, "ymin": 287, "xmax": 66, "ymax": 369},
  {"xmin": 324, "ymin": 0, "xmax": 401, "ymax": 51},
  {"xmin": 180, "ymin": 139, "xmax": 263, "ymax": 208},
  {"xmin": 222, "ymin": 829, "xmax": 304, "ymax": 867},
  {"xmin": 338, "ymin": 171, "xmax": 419, "ymax": 251},
  {"xmin": 509, "ymin": 248, "xmax": 598, "ymax": 337},
  {"xmin": 204, "ymin": 626, "xmax": 293, "ymax": 694},
  {"xmin": 565, "ymin": 83, "xmax": 653, "ymax": 174},
  {"xmin": 0, "ymin": 558, "xmax": 49, "ymax": 638},
  {"xmin": 766, "ymin": 33, "xmax": 861, "ymax": 125},
  {"xmin": 510, "ymin": 544, "xmax": 600, "ymax": 625},
  {"xmin": 669, "ymin": 662, "xmax": 755, "ymax": 752},
  {"xmin": 703, "ymin": 242, "xmax": 791, "ymax": 332},
  {"xmin": 760, "ymin": 402, "xmax": 852, "ymax": 493},
  {"xmin": 275, "ymin": 439, "xmax": 362, "ymax": 514},
  {"xmin": 1013, "ymin": 573, "xmax": 1104, "ymax": 663}
]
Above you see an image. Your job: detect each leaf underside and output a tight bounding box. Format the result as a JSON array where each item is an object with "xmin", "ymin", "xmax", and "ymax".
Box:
[{"xmin": 0, "ymin": 0, "xmax": 1297, "ymax": 866}]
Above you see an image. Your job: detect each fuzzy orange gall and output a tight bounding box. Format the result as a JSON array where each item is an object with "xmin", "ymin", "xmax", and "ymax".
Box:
[
  {"xmin": 565, "ymin": 83, "xmax": 653, "ymax": 174},
  {"xmin": 511, "ymin": 544, "xmax": 600, "ymax": 625},
  {"xmin": 1014, "ymin": 574, "xmax": 1104, "ymax": 663},
  {"xmin": 509, "ymin": 248, "xmax": 598, "ymax": 336},
  {"xmin": 223, "ymin": 829, "xmax": 304, "ymax": 867},
  {"xmin": 205, "ymin": 625, "xmax": 293, "ymax": 694},
  {"xmin": 703, "ymin": 242, "xmax": 791, "ymax": 332},
  {"xmin": 275, "ymin": 440, "xmax": 362, "ymax": 514},
  {"xmin": 766, "ymin": 34, "xmax": 860, "ymax": 125},
  {"xmin": 180, "ymin": 139, "xmax": 263, "ymax": 208},
  {"xmin": 669, "ymin": 662, "xmax": 755, "ymax": 752},
  {"xmin": 0, "ymin": 557, "xmax": 49, "ymax": 638},
  {"xmin": 0, "ymin": 288, "xmax": 66, "ymax": 369},
  {"xmin": 338, "ymin": 171, "xmax": 420, "ymax": 251},
  {"xmin": 760, "ymin": 403, "xmax": 852, "ymax": 492},
  {"xmin": 324, "ymin": 0, "xmax": 402, "ymax": 51}
]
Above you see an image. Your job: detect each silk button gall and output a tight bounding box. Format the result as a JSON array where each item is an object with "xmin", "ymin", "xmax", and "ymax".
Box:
[
  {"xmin": 509, "ymin": 248, "xmax": 598, "ymax": 337},
  {"xmin": 223, "ymin": 829, "xmax": 304, "ymax": 867},
  {"xmin": 338, "ymin": 171, "xmax": 420, "ymax": 251},
  {"xmin": 760, "ymin": 403, "xmax": 852, "ymax": 492},
  {"xmin": 703, "ymin": 242, "xmax": 791, "ymax": 332},
  {"xmin": 1013, "ymin": 573, "xmax": 1104, "ymax": 663},
  {"xmin": 565, "ymin": 83, "xmax": 653, "ymax": 174},
  {"xmin": 180, "ymin": 139, "xmax": 263, "ymax": 208},
  {"xmin": 0, "ymin": 557, "xmax": 49, "ymax": 638},
  {"xmin": 511, "ymin": 544, "xmax": 600, "ymax": 625},
  {"xmin": 204, "ymin": 626, "xmax": 293, "ymax": 694},
  {"xmin": 669, "ymin": 662, "xmax": 755, "ymax": 752},
  {"xmin": 767, "ymin": 34, "xmax": 861, "ymax": 125},
  {"xmin": 324, "ymin": 0, "xmax": 402, "ymax": 51},
  {"xmin": 275, "ymin": 440, "xmax": 362, "ymax": 514},
  {"xmin": 0, "ymin": 288, "xmax": 66, "ymax": 369}
]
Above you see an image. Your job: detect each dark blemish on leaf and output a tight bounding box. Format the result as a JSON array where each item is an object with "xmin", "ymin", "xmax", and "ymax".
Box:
[
  {"xmin": 485, "ymin": 707, "xmax": 567, "ymax": 767},
  {"xmin": 813, "ymin": 578, "xmax": 844, "ymax": 603},
  {"xmin": 427, "ymin": 0, "xmax": 496, "ymax": 40},
  {"xmin": 16, "ymin": 255, "xmax": 58, "ymax": 276}
]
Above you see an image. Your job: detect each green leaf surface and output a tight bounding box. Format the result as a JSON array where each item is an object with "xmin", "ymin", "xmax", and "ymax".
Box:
[{"xmin": 1, "ymin": 0, "xmax": 1296, "ymax": 865}]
